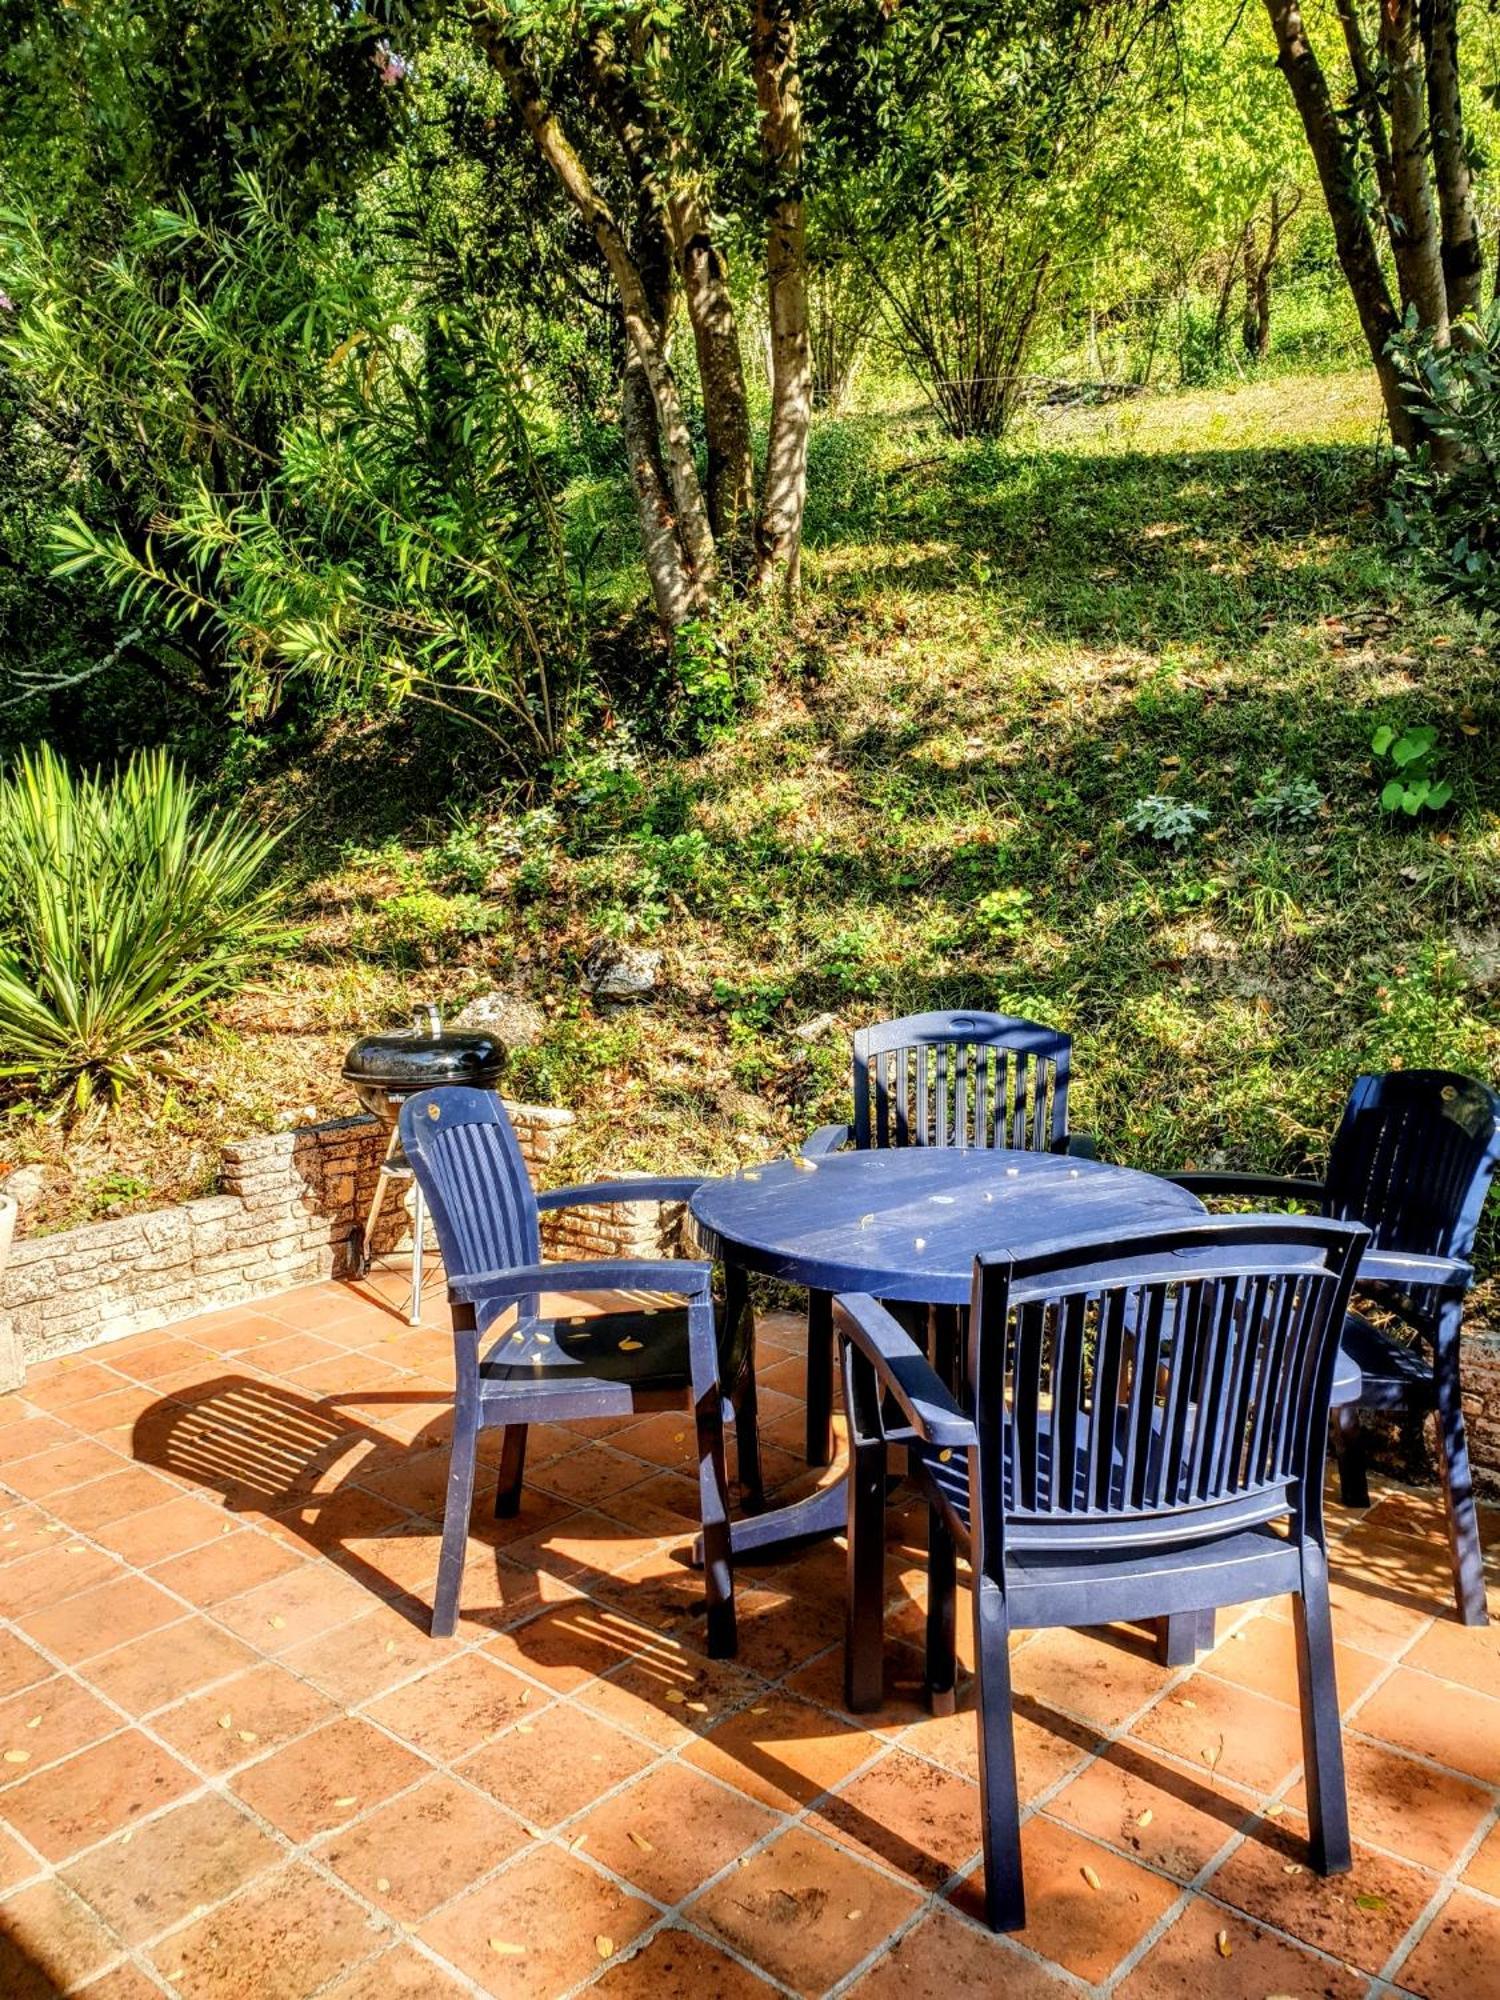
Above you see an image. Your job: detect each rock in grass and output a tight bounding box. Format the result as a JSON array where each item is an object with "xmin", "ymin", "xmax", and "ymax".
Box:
[
  {"xmin": 583, "ymin": 942, "xmax": 660, "ymax": 1003},
  {"xmin": 451, "ymin": 989, "xmax": 546, "ymax": 1046}
]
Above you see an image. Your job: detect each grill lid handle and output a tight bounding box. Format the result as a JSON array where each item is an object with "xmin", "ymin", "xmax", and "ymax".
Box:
[{"xmin": 411, "ymin": 1003, "xmax": 442, "ymax": 1040}]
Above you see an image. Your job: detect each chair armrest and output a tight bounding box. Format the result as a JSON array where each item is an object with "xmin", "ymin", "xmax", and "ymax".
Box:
[
  {"xmin": 1061, "ymin": 1131, "xmax": 1098, "ymax": 1160},
  {"xmin": 447, "ymin": 1259, "xmax": 712, "ymax": 1304},
  {"xmin": 1355, "ymin": 1248, "xmax": 1473, "ymax": 1294},
  {"xmin": 1167, "ymin": 1171, "xmax": 1327, "ymax": 1205},
  {"xmin": 535, "ymin": 1177, "xmax": 704, "ymax": 1212},
  {"xmin": 832, "ymin": 1293, "xmax": 976, "ymax": 1450},
  {"xmin": 801, "ymin": 1123, "xmax": 851, "ymax": 1158}
]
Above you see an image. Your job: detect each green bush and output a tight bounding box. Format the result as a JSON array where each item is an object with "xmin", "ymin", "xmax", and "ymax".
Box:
[
  {"xmin": 0, "ymin": 745, "xmax": 287, "ymax": 1111},
  {"xmin": 1387, "ymin": 306, "xmax": 1500, "ymax": 619}
]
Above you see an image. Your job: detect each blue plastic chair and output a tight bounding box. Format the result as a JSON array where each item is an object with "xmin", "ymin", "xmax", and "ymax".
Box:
[
  {"xmin": 1172, "ymin": 1069, "xmax": 1500, "ymax": 1625},
  {"xmin": 834, "ymin": 1213, "xmax": 1367, "ymax": 1932},
  {"xmin": 797, "ymin": 1011, "xmax": 1085, "ymax": 1466},
  {"xmin": 398, "ymin": 1087, "xmax": 751, "ymax": 1653}
]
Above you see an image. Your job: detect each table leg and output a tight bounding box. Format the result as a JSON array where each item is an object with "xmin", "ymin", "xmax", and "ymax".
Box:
[{"xmin": 805, "ymin": 1288, "xmax": 836, "ymax": 1467}]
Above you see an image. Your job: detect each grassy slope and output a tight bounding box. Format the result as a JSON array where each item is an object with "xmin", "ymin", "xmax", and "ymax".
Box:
[{"xmin": 7, "ymin": 368, "xmax": 1499, "ymax": 1276}]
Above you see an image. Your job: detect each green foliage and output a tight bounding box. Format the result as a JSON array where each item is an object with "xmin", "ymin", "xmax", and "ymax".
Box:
[
  {"xmin": 0, "ymin": 745, "xmax": 286, "ymax": 1111},
  {"xmin": 1248, "ymin": 773, "xmax": 1324, "ymax": 828},
  {"xmin": 353, "ymin": 887, "xmax": 500, "ymax": 967},
  {"xmin": 1370, "ymin": 724, "xmax": 1453, "ymax": 817},
  {"xmin": 1387, "ymin": 306, "xmax": 1500, "ymax": 621},
  {"xmin": 1124, "ymin": 794, "xmax": 1211, "ymax": 848}
]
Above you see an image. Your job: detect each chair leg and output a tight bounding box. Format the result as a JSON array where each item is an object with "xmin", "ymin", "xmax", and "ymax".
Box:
[
  {"xmin": 926, "ymin": 1502, "xmax": 958, "ymax": 1718},
  {"xmin": 845, "ymin": 1427, "xmax": 888, "ymax": 1713},
  {"xmin": 693, "ymin": 1395, "xmax": 737, "ymax": 1661},
  {"xmin": 725, "ymin": 1264, "xmax": 764, "ymax": 1514},
  {"xmin": 972, "ymin": 1572, "xmax": 1025, "ymax": 1933},
  {"xmin": 432, "ymin": 1408, "xmax": 480, "ymax": 1638},
  {"xmin": 1292, "ymin": 1540, "xmax": 1351, "ymax": 1876},
  {"xmin": 1332, "ymin": 1404, "xmax": 1370, "ymax": 1510},
  {"xmin": 805, "ymin": 1289, "xmax": 836, "ymax": 1467},
  {"xmin": 493, "ymin": 1424, "xmax": 528, "ymax": 1518},
  {"xmin": 1433, "ymin": 1302, "xmax": 1489, "ymax": 1626},
  {"xmin": 1155, "ymin": 1608, "xmax": 1213, "ymax": 1666}
]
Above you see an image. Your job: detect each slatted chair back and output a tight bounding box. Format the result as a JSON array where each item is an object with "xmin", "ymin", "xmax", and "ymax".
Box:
[
  {"xmin": 967, "ymin": 1217, "xmax": 1367, "ymax": 1552},
  {"xmin": 1323, "ymin": 1069, "xmax": 1500, "ymax": 1262},
  {"xmin": 399, "ymin": 1089, "xmax": 540, "ymax": 1328},
  {"xmin": 852, "ymin": 1011, "xmax": 1070, "ymax": 1153}
]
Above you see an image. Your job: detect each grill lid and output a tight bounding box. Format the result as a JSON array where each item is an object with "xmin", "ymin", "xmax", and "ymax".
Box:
[{"xmin": 342, "ymin": 1005, "xmax": 506, "ymax": 1094}]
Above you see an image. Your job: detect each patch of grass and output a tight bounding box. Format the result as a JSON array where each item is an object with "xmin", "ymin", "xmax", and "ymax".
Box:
[{"xmin": 8, "ymin": 369, "xmax": 1499, "ymax": 1298}]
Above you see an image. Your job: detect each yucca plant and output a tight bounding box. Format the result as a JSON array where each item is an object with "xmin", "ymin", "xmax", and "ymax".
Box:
[{"xmin": 0, "ymin": 745, "xmax": 288, "ymax": 1112}]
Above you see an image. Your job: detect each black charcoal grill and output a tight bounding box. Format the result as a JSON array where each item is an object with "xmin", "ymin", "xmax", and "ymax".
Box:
[{"xmin": 343, "ymin": 1006, "xmax": 506, "ymax": 1322}]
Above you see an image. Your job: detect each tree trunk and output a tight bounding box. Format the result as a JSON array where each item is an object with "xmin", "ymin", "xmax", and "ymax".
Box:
[
  {"xmin": 472, "ymin": 11, "xmax": 719, "ymax": 593},
  {"xmin": 1380, "ymin": 0, "xmax": 1449, "ymax": 343},
  {"xmin": 1241, "ymin": 226, "xmax": 1261, "ymax": 356},
  {"xmin": 672, "ymin": 201, "xmax": 757, "ymax": 557},
  {"xmin": 1214, "ymin": 225, "xmax": 1249, "ymax": 357},
  {"xmin": 1334, "ymin": 0, "xmax": 1398, "ymax": 230},
  {"xmin": 1424, "ymin": 0, "xmax": 1483, "ymax": 322},
  {"xmin": 621, "ymin": 347, "xmax": 707, "ymax": 628},
  {"xmin": 1261, "ymin": 0, "xmax": 1415, "ymax": 446},
  {"xmin": 751, "ymin": 0, "xmax": 812, "ymax": 603}
]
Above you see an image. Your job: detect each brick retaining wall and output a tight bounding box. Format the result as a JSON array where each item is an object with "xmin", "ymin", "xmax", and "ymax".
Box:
[{"xmin": 0, "ymin": 1104, "xmax": 680, "ymax": 1382}]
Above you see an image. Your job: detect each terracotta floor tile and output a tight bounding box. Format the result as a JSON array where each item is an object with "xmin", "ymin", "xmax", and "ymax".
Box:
[
  {"xmin": 531, "ymin": 1444, "xmax": 656, "ymax": 1512},
  {"xmin": 1115, "ymin": 1895, "xmax": 1362, "ymax": 1998},
  {"xmin": 1129, "ymin": 1671, "xmax": 1306, "ymax": 1796},
  {"xmin": 67, "ymin": 1385, "xmax": 169, "ymax": 1440},
  {"xmin": 1199, "ymin": 1611, "xmax": 1387, "ymax": 1714},
  {"xmin": 0, "ymin": 1503, "xmax": 54, "ymax": 1566},
  {"xmin": 419, "ymin": 1845, "xmax": 654, "ymax": 1998},
  {"xmin": 1010, "ymin": 1624, "xmax": 1174, "ymax": 1731},
  {"xmin": 483, "ymin": 1599, "xmax": 663, "ymax": 1691},
  {"xmin": 49, "ymin": 1465, "xmax": 181, "ymax": 1534},
  {"xmin": 277, "ymin": 1602, "xmax": 451, "ymax": 1705},
  {"xmin": 148, "ymin": 1861, "xmax": 380, "ymax": 2000},
  {"xmin": 948, "ymin": 1815, "xmax": 1179, "ymax": 1984},
  {"xmin": 1354, "ymin": 1666, "xmax": 1500, "ymax": 1786},
  {"xmin": 0, "ymin": 1630, "xmax": 52, "ymax": 1701},
  {"xmin": 684, "ymin": 1688, "xmax": 873, "ymax": 1811},
  {"xmin": 576, "ymin": 1761, "xmax": 779, "ymax": 1902},
  {"xmin": 91, "ymin": 1492, "xmax": 228, "ymax": 1565},
  {"xmin": 0, "ymin": 1672, "xmax": 122, "ymax": 1777},
  {"xmin": 0, "ymin": 1729, "xmax": 195, "ymax": 1861},
  {"xmin": 320, "ymin": 1771, "xmax": 524, "ymax": 1921},
  {"xmin": 1045, "ymin": 1736, "xmax": 1260, "ymax": 1884},
  {"xmin": 1404, "ymin": 1619, "xmax": 1500, "ymax": 1702},
  {"xmin": 0, "ymin": 1410, "xmax": 75, "ymax": 1466},
  {"xmin": 713, "ymin": 1581, "xmax": 846, "ymax": 1681},
  {"xmin": 458, "ymin": 1699, "xmax": 653, "ymax": 1828},
  {"xmin": 1322, "ymin": 1569, "xmax": 1441, "ymax": 1657},
  {"xmin": 1392, "ymin": 1886, "xmax": 1500, "ymax": 2000},
  {"xmin": 362, "ymin": 1648, "xmax": 536, "ymax": 1762},
  {"xmin": 783, "ymin": 1632, "xmax": 932, "ymax": 1732},
  {"xmin": 593, "ymin": 1926, "xmax": 778, "ymax": 1998},
  {"xmin": 1205, "ymin": 1807, "xmax": 1438, "ymax": 1973},
  {"xmin": 62, "ymin": 1791, "xmax": 281, "ymax": 1944},
  {"xmin": 268, "ymin": 1486, "xmax": 411, "ymax": 1555},
  {"xmin": 899, "ymin": 1685, "xmax": 1094, "ymax": 1802},
  {"xmin": 18, "ymin": 1572, "xmax": 180, "ymax": 1664},
  {"xmin": 1289, "ymin": 1734, "xmax": 1493, "ymax": 1872},
  {"xmin": 112, "ymin": 1335, "xmax": 215, "ymax": 1383},
  {"xmin": 1460, "ymin": 1817, "xmax": 1500, "ymax": 1896},
  {"xmin": 83, "ymin": 1616, "xmax": 257, "ymax": 1715},
  {"xmin": 690, "ymin": 1823, "xmax": 921, "ymax": 1996},
  {"xmin": 851, "ymin": 1907, "xmax": 1073, "ymax": 1998},
  {"xmin": 2, "ymin": 1435, "xmax": 125, "ymax": 1499},
  {"xmin": 75, "ymin": 1962, "xmax": 165, "ymax": 1999},
  {"xmin": 501, "ymin": 1507, "xmax": 668, "ymax": 1586},
  {"xmin": 0, "ymin": 1822, "xmax": 40, "ymax": 1892},
  {"xmin": 809, "ymin": 1746, "xmax": 981, "ymax": 1889},
  {"xmin": 577, "ymin": 1644, "xmax": 764, "ymax": 1751},
  {"xmin": 231, "ymin": 1713, "xmax": 428, "ymax": 1841},
  {"xmin": 317, "ymin": 1942, "xmax": 472, "ymax": 2000},
  {"xmin": 0, "ymin": 1542, "xmax": 120, "ymax": 1619},
  {"xmin": 21, "ymin": 1359, "xmax": 129, "ymax": 1412},
  {"xmin": 0, "ymin": 1874, "xmax": 121, "ymax": 1998},
  {"xmin": 588, "ymin": 1541, "xmax": 713, "ymax": 1632},
  {"xmin": 147, "ymin": 1527, "xmax": 307, "ymax": 1606},
  {"xmin": 213, "ymin": 1558, "xmax": 375, "ymax": 1654},
  {"xmin": 153, "ymin": 1660, "xmax": 338, "ymax": 1775}
]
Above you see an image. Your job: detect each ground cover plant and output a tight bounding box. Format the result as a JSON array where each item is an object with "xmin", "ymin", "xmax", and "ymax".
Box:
[{"xmin": 5, "ymin": 368, "xmax": 1496, "ymax": 1315}]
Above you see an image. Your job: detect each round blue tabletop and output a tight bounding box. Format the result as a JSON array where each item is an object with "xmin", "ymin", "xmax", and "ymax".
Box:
[{"xmin": 689, "ymin": 1148, "xmax": 1207, "ymax": 1305}]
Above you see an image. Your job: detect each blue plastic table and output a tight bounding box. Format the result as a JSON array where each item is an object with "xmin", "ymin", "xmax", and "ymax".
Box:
[{"xmin": 690, "ymin": 1148, "xmax": 1207, "ymax": 1558}]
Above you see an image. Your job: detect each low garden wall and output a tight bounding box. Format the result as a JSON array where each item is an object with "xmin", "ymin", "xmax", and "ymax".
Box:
[{"xmin": 0, "ymin": 1103, "xmax": 682, "ymax": 1384}]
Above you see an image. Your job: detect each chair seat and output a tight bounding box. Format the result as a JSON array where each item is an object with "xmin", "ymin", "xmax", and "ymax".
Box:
[
  {"xmin": 1339, "ymin": 1312, "xmax": 1434, "ymax": 1412},
  {"xmin": 480, "ymin": 1300, "xmax": 749, "ymax": 1395}
]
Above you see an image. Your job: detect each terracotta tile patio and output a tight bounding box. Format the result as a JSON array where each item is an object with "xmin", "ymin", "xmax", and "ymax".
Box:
[{"xmin": 2, "ymin": 1267, "xmax": 1498, "ymax": 1998}]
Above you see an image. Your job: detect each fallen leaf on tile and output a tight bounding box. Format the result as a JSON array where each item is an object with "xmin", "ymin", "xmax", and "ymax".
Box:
[
  {"xmin": 25, "ymin": 1716, "xmax": 40, "ymax": 1730},
  {"xmin": 1202, "ymin": 1737, "xmax": 1223, "ymax": 1770},
  {"xmin": 488, "ymin": 1939, "xmax": 527, "ymax": 1957},
  {"xmin": 522, "ymin": 1823, "xmax": 547, "ymax": 1840},
  {"xmin": 518, "ymin": 1689, "xmax": 531, "ymax": 1705},
  {"xmin": 217, "ymin": 1714, "xmax": 233, "ymax": 1730},
  {"xmin": 268, "ymin": 1615, "xmax": 286, "ymax": 1631},
  {"xmin": 1080, "ymin": 1864, "xmax": 1101, "ymax": 1890},
  {"xmin": 627, "ymin": 1830, "xmax": 654, "ymax": 1853},
  {"xmin": 3, "ymin": 1750, "xmax": 29, "ymax": 1764},
  {"xmin": 595, "ymin": 1936, "xmax": 613, "ymax": 1959},
  {"xmin": 1263, "ymin": 1802, "xmax": 1286, "ymax": 1819},
  {"xmin": 333, "ymin": 1796, "xmax": 358, "ymax": 1808},
  {"xmin": 664, "ymin": 1690, "xmax": 687, "ymax": 1706},
  {"xmin": 1135, "ymin": 1809, "xmax": 1153, "ymax": 1828},
  {"xmin": 1282, "ymin": 1863, "xmax": 1302, "ymax": 1875},
  {"xmin": 237, "ymin": 1731, "xmax": 258, "ymax": 1744},
  {"xmin": 1215, "ymin": 1929, "xmax": 1231, "ymax": 1958},
  {"xmin": 846, "ymin": 1909, "xmax": 862, "ymax": 1922},
  {"xmin": 570, "ymin": 1833, "xmax": 588, "ymax": 1853},
  {"xmin": 1355, "ymin": 1894, "xmax": 1387, "ymax": 1913},
  {"xmin": 377, "ymin": 1878, "xmax": 391, "ymax": 1893}
]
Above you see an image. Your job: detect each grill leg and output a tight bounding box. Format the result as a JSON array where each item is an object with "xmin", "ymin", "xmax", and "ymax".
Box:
[{"xmin": 408, "ymin": 1182, "xmax": 426, "ymax": 1327}]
